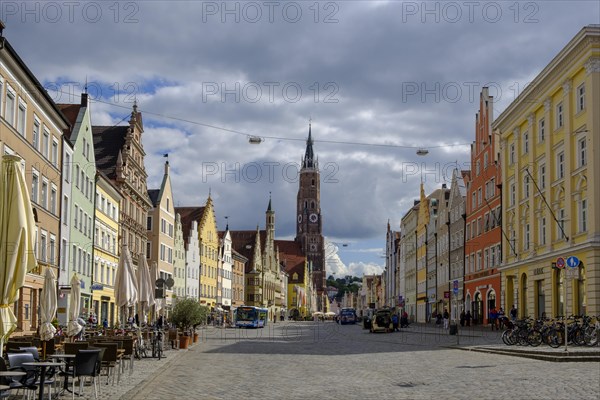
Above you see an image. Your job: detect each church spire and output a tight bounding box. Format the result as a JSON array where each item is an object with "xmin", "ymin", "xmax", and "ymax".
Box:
[{"xmin": 303, "ymin": 123, "xmax": 315, "ymax": 169}]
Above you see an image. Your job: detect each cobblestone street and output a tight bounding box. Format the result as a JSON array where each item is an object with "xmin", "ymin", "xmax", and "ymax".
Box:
[{"xmin": 119, "ymin": 322, "xmax": 600, "ymax": 400}]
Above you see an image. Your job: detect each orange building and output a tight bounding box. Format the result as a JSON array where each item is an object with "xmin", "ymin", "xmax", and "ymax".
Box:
[{"xmin": 464, "ymin": 88, "xmax": 503, "ymax": 325}]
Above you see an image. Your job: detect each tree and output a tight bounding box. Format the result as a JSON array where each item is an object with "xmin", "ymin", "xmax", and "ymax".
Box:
[{"xmin": 170, "ymin": 298, "xmax": 209, "ymax": 334}]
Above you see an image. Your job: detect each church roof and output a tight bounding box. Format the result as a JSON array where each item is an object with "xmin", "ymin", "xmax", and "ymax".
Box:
[
  {"xmin": 302, "ymin": 124, "xmax": 315, "ymax": 168},
  {"xmin": 275, "ymin": 240, "xmax": 306, "ymax": 281}
]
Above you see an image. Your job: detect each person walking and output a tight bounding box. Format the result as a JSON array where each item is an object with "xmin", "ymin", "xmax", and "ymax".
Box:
[
  {"xmin": 510, "ymin": 305, "xmax": 517, "ymax": 322},
  {"xmin": 460, "ymin": 310, "xmax": 465, "ymax": 327},
  {"xmin": 391, "ymin": 313, "xmax": 399, "ymax": 332},
  {"xmin": 443, "ymin": 309, "xmax": 449, "ymax": 330},
  {"xmin": 465, "ymin": 310, "xmax": 472, "ymax": 327},
  {"xmin": 489, "ymin": 307, "xmax": 498, "ymax": 330}
]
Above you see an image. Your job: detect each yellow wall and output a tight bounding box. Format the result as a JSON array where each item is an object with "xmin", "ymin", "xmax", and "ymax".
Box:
[{"xmin": 199, "ymin": 197, "xmax": 219, "ymax": 308}]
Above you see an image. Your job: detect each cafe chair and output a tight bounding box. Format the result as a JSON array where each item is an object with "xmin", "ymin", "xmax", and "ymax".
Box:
[
  {"xmin": 6, "ymin": 352, "xmax": 41, "ymax": 400},
  {"xmin": 71, "ymin": 349, "xmax": 101, "ymax": 400},
  {"xmin": 19, "ymin": 347, "xmax": 40, "ymax": 362}
]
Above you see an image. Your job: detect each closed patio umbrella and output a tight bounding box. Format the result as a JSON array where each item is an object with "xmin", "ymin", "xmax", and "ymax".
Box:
[
  {"xmin": 150, "ymin": 261, "xmax": 162, "ymax": 320},
  {"xmin": 0, "ymin": 155, "xmax": 37, "ymax": 357},
  {"xmin": 67, "ymin": 274, "xmax": 82, "ymax": 338},
  {"xmin": 114, "ymin": 243, "xmax": 138, "ymax": 325},
  {"xmin": 137, "ymin": 253, "xmax": 154, "ymax": 325},
  {"xmin": 40, "ymin": 268, "xmax": 57, "ymax": 357}
]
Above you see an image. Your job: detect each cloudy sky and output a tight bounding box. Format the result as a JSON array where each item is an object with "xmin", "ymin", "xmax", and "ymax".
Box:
[{"xmin": 3, "ymin": 1, "xmax": 597, "ymax": 277}]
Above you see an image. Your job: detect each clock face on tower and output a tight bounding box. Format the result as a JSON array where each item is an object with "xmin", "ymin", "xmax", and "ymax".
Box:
[
  {"xmin": 309, "ymin": 213, "xmax": 318, "ymax": 223},
  {"xmin": 297, "ymin": 214, "xmax": 302, "ymax": 223}
]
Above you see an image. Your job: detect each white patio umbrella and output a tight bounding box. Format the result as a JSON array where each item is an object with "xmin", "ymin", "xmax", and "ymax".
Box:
[
  {"xmin": 40, "ymin": 268, "xmax": 57, "ymax": 357},
  {"xmin": 137, "ymin": 253, "xmax": 154, "ymax": 325},
  {"xmin": 150, "ymin": 261, "xmax": 162, "ymax": 320},
  {"xmin": 67, "ymin": 274, "xmax": 82, "ymax": 337},
  {"xmin": 114, "ymin": 243, "xmax": 138, "ymax": 325},
  {"xmin": 0, "ymin": 155, "xmax": 37, "ymax": 357}
]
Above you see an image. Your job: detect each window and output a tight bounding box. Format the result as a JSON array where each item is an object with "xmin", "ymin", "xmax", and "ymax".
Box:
[
  {"xmin": 538, "ymin": 118, "xmax": 545, "ymax": 142},
  {"xmin": 558, "ymin": 208, "xmax": 565, "ymax": 240},
  {"xmin": 523, "ymin": 131, "xmax": 529, "ymax": 154},
  {"xmin": 538, "ymin": 164, "xmax": 546, "ymax": 190},
  {"xmin": 523, "ymin": 175, "xmax": 530, "ymax": 198},
  {"xmin": 64, "ymin": 152, "xmax": 70, "ymax": 182},
  {"xmin": 478, "ymin": 188, "xmax": 482, "ymax": 205},
  {"xmin": 32, "ymin": 119, "xmax": 40, "ymax": 150},
  {"xmin": 471, "ymin": 192, "xmax": 476, "ymax": 210},
  {"xmin": 74, "ymin": 205, "xmax": 79, "ymax": 227},
  {"xmin": 539, "ymin": 217, "xmax": 546, "ymax": 245},
  {"xmin": 49, "ymin": 236, "xmax": 55, "ymax": 264},
  {"xmin": 509, "ymin": 143, "xmax": 515, "ymax": 164},
  {"xmin": 5, "ymin": 88, "xmax": 15, "ymax": 126},
  {"xmin": 62, "ymin": 195, "xmax": 69, "ymax": 225},
  {"xmin": 510, "ymin": 182, "xmax": 516, "ymax": 206},
  {"xmin": 61, "ymin": 239, "xmax": 67, "ymax": 271},
  {"xmin": 75, "ymin": 165, "xmax": 80, "ymax": 188},
  {"xmin": 51, "ymin": 139, "xmax": 58, "ymax": 168},
  {"xmin": 557, "ymin": 152, "xmax": 564, "ymax": 179},
  {"xmin": 17, "ymin": 101, "xmax": 26, "ymax": 135},
  {"xmin": 40, "ymin": 232, "xmax": 47, "ymax": 262},
  {"xmin": 577, "ymin": 83, "xmax": 585, "ymax": 112},
  {"xmin": 42, "ymin": 129, "xmax": 49, "ymax": 158},
  {"xmin": 41, "ymin": 180, "xmax": 48, "ymax": 209},
  {"xmin": 577, "ymin": 137, "xmax": 586, "ymax": 167},
  {"xmin": 556, "ymin": 103, "xmax": 563, "ymax": 128},
  {"xmin": 31, "ymin": 171, "xmax": 39, "ymax": 203},
  {"xmin": 146, "ymin": 242, "xmax": 151, "ymax": 258},
  {"xmin": 483, "ymin": 153, "xmax": 488, "ymax": 169},
  {"xmin": 579, "ymin": 199, "xmax": 587, "ymax": 233},
  {"xmin": 50, "ymin": 186, "xmax": 57, "ymax": 215},
  {"xmin": 79, "ymin": 208, "xmax": 83, "ymax": 231},
  {"xmin": 475, "ymin": 160, "xmax": 480, "ymax": 176},
  {"xmin": 524, "ymin": 224, "xmax": 530, "ymax": 251}
]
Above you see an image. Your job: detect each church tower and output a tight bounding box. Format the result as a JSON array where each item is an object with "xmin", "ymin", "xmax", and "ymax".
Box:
[{"xmin": 295, "ymin": 124, "xmax": 326, "ymax": 305}]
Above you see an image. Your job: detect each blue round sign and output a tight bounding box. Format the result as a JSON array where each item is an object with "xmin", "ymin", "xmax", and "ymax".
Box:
[{"xmin": 566, "ymin": 256, "xmax": 580, "ymax": 268}]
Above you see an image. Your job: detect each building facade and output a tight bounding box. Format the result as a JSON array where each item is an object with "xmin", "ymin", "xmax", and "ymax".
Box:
[
  {"xmin": 448, "ymin": 170, "xmax": 467, "ymax": 322},
  {"xmin": 231, "ymin": 250, "xmax": 247, "ymax": 308},
  {"xmin": 0, "ymin": 36, "xmax": 69, "ymax": 334},
  {"xmin": 218, "ymin": 228, "xmax": 233, "ymax": 311},
  {"xmin": 91, "ymin": 172, "xmax": 122, "ymax": 326},
  {"xmin": 198, "ymin": 196, "xmax": 219, "ymax": 309},
  {"xmin": 173, "ymin": 214, "xmax": 186, "ymax": 299},
  {"xmin": 497, "ymin": 25, "xmax": 600, "ymax": 318},
  {"xmin": 93, "ymin": 104, "xmax": 152, "ymax": 268},
  {"xmin": 57, "ymin": 94, "xmax": 96, "ymax": 320},
  {"xmin": 384, "ymin": 222, "xmax": 400, "ymax": 308},
  {"xmin": 176, "ymin": 207, "xmax": 203, "ymax": 300},
  {"xmin": 400, "ymin": 202, "xmax": 419, "ymax": 322},
  {"xmin": 147, "ymin": 160, "xmax": 176, "ymax": 310},
  {"xmin": 465, "ymin": 88, "xmax": 502, "ymax": 326},
  {"xmin": 416, "ymin": 184, "xmax": 429, "ymax": 322}
]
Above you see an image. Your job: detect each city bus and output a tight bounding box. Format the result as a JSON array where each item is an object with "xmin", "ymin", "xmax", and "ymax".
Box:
[{"xmin": 235, "ymin": 306, "xmax": 269, "ymax": 328}]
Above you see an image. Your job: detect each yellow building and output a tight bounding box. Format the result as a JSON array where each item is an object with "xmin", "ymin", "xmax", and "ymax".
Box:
[
  {"xmin": 496, "ymin": 25, "xmax": 600, "ymax": 318},
  {"xmin": 92, "ymin": 172, "xmax": 123, "ymax": 326},
  {"xmin": 198, "ymin": 195, "xmax": 219, "ymax": 309},
  {"xmin": 416, "ymin": 183, "xmax": 429, "ymax": 322}
]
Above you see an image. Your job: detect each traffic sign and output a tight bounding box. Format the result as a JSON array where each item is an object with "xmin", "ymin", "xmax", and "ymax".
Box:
[
  {"xmin": 566, "ymin": 256, "xmax": 580, "ymax": 268},
  {"xmin": 556, "ymin": 257, "xmax": 565, "ymax": 269},
  {"xmin": 453, "ymin": 280, "xmax": 459, "ymax": 295}
]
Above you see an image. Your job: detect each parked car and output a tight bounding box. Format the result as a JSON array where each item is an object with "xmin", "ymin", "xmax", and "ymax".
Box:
[
  {"xmin": 338, "ymin": 308, "xmax": 357, "ymax": 325},
  {"xmin": 370, "ymin": 309, "xmax": 393, "ymax": 333}
]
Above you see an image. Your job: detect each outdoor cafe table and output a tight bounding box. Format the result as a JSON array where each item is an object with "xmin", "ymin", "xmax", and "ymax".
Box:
[
  {"xmin": 22, "ymin": 361, "xmax": 62, "ymax": 400},
  {"xmin": 49, "ymin": 354, "xmax": 76, "ymax": 394},
  {"xmin": 0, "ymin": 385, "xmax": 10, "ymax": 390},
  {"xmin": 0, "ymin": 371, "xmax": 26, "ymax": 377}
]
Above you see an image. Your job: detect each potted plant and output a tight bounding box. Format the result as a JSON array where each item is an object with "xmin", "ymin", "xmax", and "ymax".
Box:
[{"xmin": 171, "ymin": 298, "xmax": 205, "ymax": 349}]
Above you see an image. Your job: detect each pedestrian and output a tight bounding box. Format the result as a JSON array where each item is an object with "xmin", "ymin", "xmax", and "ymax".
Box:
[
  {"xmin": 510, "ymin": 305, "xmax": 517, "ymax": 322},
  {"xmin": 497, "ymin": 308, "xmax": 505, "ymax": 329},
  {"xmin": 460, "ymin": 310, "xmax": 465, "ymax": 327},
  {"xmin": 465, "ymin": 310, "xmax": 472, "ymax": 326},
  {"xmin": 102, "ymin": 318, "xmax": 108, "ymax": 329},
  {"xmin": 392, "ymin": 313, "xmax": 399, "ymax": 332},
  {"xmin": 401, "ymin": 310, "xmax": 409, "ymax": 328},
  {"xmin": 157, "ymin": 315, "xmax": 164, "ymax": 329},
  {"xmin": 489, "ymin": 307, "xmax": 498, "ymax": 330},
  {"xmin": 443, "ymin": 309, "xmax": 449, "ymax": 330}
]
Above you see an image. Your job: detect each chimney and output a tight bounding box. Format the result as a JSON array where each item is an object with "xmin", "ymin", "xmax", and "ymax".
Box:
[
  {"xmin": 81, "ymin": 93, "xmax": 88, "ymax": 107},
  {"xmin": 442, "ymin": 184, "xmax": 447, "ymax": 189},
  {"xmin": 164, "ymin": 160, "xmax": 170, "ymax": 175}
]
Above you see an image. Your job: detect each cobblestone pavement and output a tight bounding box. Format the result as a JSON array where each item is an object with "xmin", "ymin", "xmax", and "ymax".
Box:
[{"xmin": 119, "ymin": 322, "xmax": 600, "ymax": 400}]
